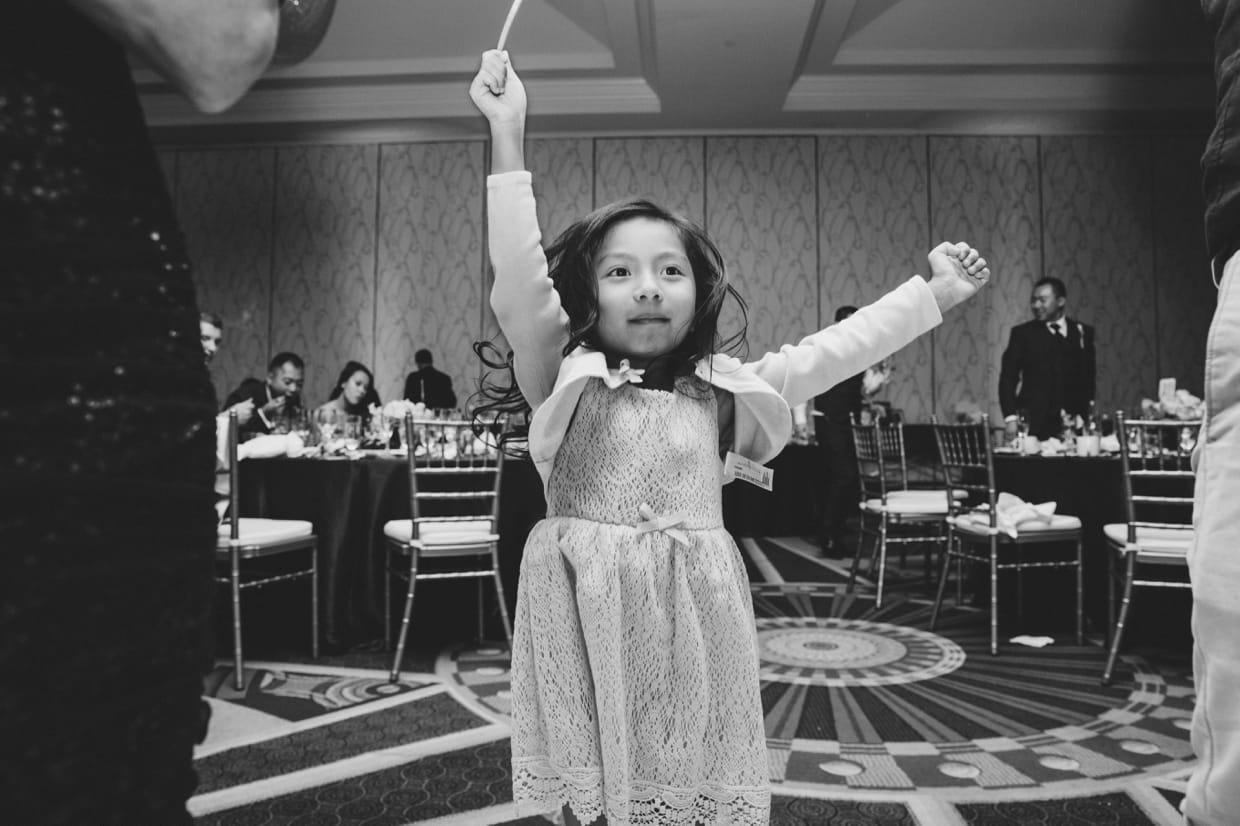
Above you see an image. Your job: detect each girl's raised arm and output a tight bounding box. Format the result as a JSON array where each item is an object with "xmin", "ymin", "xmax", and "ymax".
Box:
[
  {"xmin": 471, "ymin": 50, "xmax": 570, "ymax": 410},
  {"xmin": 748, "ymin": 242, "xmax": 989, "ymax": 406},
  {"xmin": 747, "ymin": 275, "xmax": 942, "ymax": 407},
  {"xmin": 470, "ymin": 50, "xmax": 526, "ymax": 174}
]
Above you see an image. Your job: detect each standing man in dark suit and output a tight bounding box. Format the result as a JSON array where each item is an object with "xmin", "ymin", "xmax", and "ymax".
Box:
[
  {"xmin": 814, "ymin": 306, "xmax": 865, "ymax": 557},
  {"xmin": 403, "ymin": 348, "xmax": 457, "ymax": 410},
  {"xmin": 223, "ymin": 351, "xmax": 305, "ymax": 436},
  {"xmin": 998, "ymin": 277, "xmax": 1096, "ymax": 440}
]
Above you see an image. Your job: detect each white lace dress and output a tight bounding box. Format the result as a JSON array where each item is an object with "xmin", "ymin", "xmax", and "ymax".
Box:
[{"xmin": 510, "ymin": 377, "xmax": 770, "ymax": 825}]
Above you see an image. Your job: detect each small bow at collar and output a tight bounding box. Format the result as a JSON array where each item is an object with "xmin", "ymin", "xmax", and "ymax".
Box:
[
  {"xmin": 603, "ymin": 358, "xmax": 645, "ymax": 389},
  {"xmin": 636, "ymin": 502, "xmax": 690, "ymax": 547}
]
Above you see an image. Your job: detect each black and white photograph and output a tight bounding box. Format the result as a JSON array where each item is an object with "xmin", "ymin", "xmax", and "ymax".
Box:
[{"xmin": 3, "ymin": 2, "xmax": 1236, "ymax": 824}]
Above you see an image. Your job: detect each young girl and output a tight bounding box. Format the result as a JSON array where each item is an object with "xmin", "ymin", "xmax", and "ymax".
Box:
[{"xmin": 469, "ymin": 50, "xmax": 990, "ymax": 826}]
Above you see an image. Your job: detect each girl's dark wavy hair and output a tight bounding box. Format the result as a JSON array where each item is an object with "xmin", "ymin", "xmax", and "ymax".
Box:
[{"xmin": 470, "ymin": 198, "xmax": 749, "ymax": 457}]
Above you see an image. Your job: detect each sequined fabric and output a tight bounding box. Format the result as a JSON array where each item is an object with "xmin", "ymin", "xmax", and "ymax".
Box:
[{"xmin": 1, "ymin": 5, "xmax": 217, "ymax": 823}]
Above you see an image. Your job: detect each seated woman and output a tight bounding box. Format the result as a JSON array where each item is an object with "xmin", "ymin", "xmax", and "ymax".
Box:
[{"xmin": 315, "ymin": 360, "xmax": 381, "ymax": 427}]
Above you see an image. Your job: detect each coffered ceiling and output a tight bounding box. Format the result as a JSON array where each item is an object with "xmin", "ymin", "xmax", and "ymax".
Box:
[{"xmin": 139, "ymin": 0, "xmax": 1217, "ymax": 144}]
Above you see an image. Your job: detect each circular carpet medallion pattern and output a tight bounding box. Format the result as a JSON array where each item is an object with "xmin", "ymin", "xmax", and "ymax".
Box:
[
  {"xmin": 438, "ymin": 582, "xmax": 1196, "ymax": 801},
  {"xmin": 750, "ymin": 583, "xmax": 1196, "ymax": 798},
  {"xmin": 756, "ymin": 616, "xmax": 966, "ymax": 686}
]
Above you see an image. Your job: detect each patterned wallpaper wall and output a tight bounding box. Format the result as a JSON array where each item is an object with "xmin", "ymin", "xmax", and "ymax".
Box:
[{"xmin": 168, "ymin": 133, "xmax": 1214, "ymax": 423}]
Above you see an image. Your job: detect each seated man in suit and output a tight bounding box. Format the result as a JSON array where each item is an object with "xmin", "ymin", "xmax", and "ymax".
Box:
[
  {"xmin": 224, "ymin": 351, "xmax": 305, "ymax": 436},
  {"xmin": 403, "ymin": 348, "xmax": 457, "ymax": 410},
  {"xmin": 998, "ymin": 277, "xmax": 1096, "ymax": 440},
  {"xmin": 200, "ymin": 311, "xmax": 255, "ymax": 428}
]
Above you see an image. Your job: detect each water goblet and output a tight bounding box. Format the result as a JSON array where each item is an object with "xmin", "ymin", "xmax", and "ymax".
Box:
[
  {"xmin": 287, "ymin": 409, "xmax": 313, "ymax": 450},
  {"xmin": 315, "ymin": 407, "xmax": 340, "ymax": 451},
  {"xmin": 342, "ymin": 414, "xmax": 362, "ymax": 451}
]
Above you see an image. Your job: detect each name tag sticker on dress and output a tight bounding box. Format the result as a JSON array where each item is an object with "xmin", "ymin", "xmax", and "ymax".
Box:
[{"xmin": 724, "ymin": 451, "xmax": 774, "ymax": 491}]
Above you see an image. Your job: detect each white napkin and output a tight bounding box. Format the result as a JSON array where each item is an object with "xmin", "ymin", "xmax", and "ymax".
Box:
[
  {"xmin": 964, "ymin": 492, "xmax": 1057, "ymax": 538},
  {"xmin": 238, "ymin": 433, "xmax": 301, "ymax": 460},
  {"xmin": 1009, "ymin": 635, "xmax": 1055, "ymax": 648},
  {"xmin": 1039, "ymin": 437, "xmax": 1064, "ymax": 456}
]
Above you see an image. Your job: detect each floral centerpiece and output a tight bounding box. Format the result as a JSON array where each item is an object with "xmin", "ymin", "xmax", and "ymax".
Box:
[
  {"xmin": 1141, "ymin": 388, "xmax": 1205, "ymax": 421},
  {"xmin": 366, "ymin": 399, "xmax": 427, "ymax": 447},
  {"xmin": 1134, "ymin": 387, "xmax": 1203, "ymax": 454},
  {"xmin": 381, "ymin": 399, "xmax": 425, "ymax": 422}
]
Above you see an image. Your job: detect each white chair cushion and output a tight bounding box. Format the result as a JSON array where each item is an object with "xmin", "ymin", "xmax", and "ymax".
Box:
[
  {"xmin": 1104, "ymin": 523, "xmax": 1193, "ymax": 555},
  {"xmin": 384, "ymin": 519, "xmax": 497, "ymax": 547},
  {"xmin": 888, "ymin": 488, "xmax": 968, "ymax": 502},
  {"xmin": 218, "ymin": 517, "xmax": 313, "ymax": 546},
  {"xmin": 864, "ymin": 496, "xmax": 951, "ymax": 515},
  {"xmin": 950, "ymin": 512, "xmax": 1082, "ymax": 536}
]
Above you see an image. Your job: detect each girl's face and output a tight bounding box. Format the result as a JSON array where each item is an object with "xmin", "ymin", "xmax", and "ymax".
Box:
[
  {"xmin": 342, "ymin": 370, "xmax": 370, "ymax": 405},
  {"xmin": 592, "ymin": 217, "xmax": 696, "ymax": 368}
]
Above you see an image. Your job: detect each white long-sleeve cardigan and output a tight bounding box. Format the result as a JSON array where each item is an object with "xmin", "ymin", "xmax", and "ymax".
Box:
[{"xmin": 486, "ymin": 170, "xmax": 943, "ymax": 491}]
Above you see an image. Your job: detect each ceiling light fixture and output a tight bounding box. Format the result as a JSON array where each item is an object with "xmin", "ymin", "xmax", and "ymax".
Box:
[{"xmin": 273, "ymin": 0, "xmax": 338, "ymax": 66}]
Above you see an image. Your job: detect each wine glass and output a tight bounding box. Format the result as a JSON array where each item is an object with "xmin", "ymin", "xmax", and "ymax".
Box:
[
  {"xmin": 287, "ymin": 409, "xmax": 313, "ymax": 449},
  {"xmin": 342, "ymin": 414, "xmax": 362, "ymax": 451}
]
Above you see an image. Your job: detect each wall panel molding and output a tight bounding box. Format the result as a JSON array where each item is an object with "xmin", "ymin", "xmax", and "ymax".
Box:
[{"xmin": 176, "ymin": 129, "xmax": 1212, "ymax": 429}]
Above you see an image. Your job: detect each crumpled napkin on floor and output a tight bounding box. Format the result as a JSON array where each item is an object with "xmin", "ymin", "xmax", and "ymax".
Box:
[
  {"xmin": 963, "ymin": 492, "xmax": 1057, "ymax": 538},
  {"xmin": 1009, "ymin": 635, "xmax": 1055, "ymax": 648}
]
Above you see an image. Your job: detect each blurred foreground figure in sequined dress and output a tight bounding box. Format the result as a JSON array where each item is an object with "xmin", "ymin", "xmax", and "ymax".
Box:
[{"xmin": 0, "ymin": 2, "xmax": 282, "ymax": 822}]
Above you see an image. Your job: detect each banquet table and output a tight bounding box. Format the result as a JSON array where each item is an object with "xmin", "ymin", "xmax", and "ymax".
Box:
[
  {"xmin": 238, "ymin": 452, "xmax": 545, "ymax": 649},
  {"xmin": 724, "ymin": 435, "xmax": 1145, "ymax": 633},
  {"xmin": 235, "ymin": 434, "xmax": 1174, "ymax": 651},
  {"xmin": 990, "ymin": 451, "xmax": 1125, "ymax": 632},
  {"xmin": 723, "ymin": 444, "xmax": 827, "ymax": 536},
  {"xmin": 238, "ymin": 443, "xmax": 852, "ymax": 649},
  {"xmin": 724, "ymin": 424, "xmax": 940, "ymax": 537}
]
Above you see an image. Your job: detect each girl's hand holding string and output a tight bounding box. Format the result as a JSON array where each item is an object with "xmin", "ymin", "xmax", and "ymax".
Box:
[
  {"xmin": 470, "ymin": 49, "xmax": 527, "ymax": 174},
  {"xmin": 925, "ymin": 241, "xmax": 991, "ymax": 314}
]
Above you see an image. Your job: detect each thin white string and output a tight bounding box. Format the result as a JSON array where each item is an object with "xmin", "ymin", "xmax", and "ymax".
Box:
[{"xmin": 497, "ymin": 0, "xmax": 524, "ymax": 50}]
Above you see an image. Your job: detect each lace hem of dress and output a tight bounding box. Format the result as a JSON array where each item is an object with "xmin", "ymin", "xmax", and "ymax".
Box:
[{"xmin": 512, "ymin": 757, "xmax": 770, "ymax": 826}]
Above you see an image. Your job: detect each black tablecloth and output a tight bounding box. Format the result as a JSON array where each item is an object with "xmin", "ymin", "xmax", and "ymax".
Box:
[
  {"xmin": 991, "ymin": 453, "xmax": 1124, "ymax": 631},
  {"xmin": 723, "ymin": 444, "xmax": 826, "ymax": 536},
  {"xmin": 239, "ymin": 454, "xmax": 544, "ymax": 649},
  {"xmin": 722, "ymin": 437, "xmax": 1136, "ymax": 633},
  {"xmin": 724, "ymin": 425, "xmax": 940, "ymax": 538},
  {"xmin": 992, "ymin": 452, "xmax": 1191, "ymax": 643},
  {"xmin": 238, "ymin": 443, "xmax": 854, "ymax": 649},
  {"xmin": 236, "ymin": 434, "xmax": 1169, "ymax": 650}
]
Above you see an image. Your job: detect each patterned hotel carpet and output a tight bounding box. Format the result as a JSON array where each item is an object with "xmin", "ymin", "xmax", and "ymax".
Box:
[{"xmin": 192, "ymin": 536, "xmax": 1195, "ymax": 825}]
